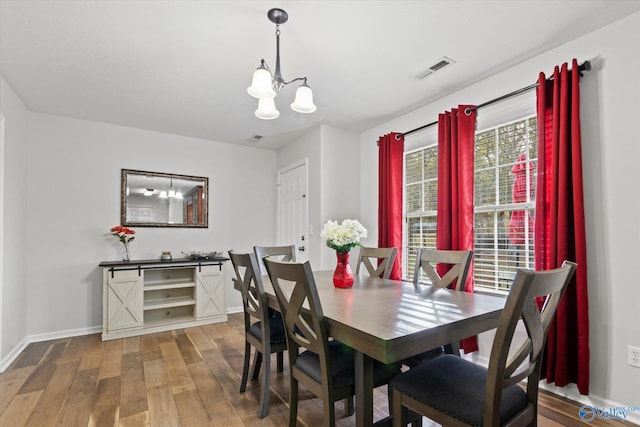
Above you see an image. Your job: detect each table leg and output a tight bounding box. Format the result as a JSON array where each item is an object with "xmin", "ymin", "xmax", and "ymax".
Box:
[{"xmin": 355, "ymin": 350, "xmax": 374, "ymax": 427}]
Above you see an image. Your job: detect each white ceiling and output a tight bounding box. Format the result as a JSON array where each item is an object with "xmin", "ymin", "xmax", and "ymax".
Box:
[{"xmin": 2, "ymin": 1, "xmax": 639, "ymax": 149}]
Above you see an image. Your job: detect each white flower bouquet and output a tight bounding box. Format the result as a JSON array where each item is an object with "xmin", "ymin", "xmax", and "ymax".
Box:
[{"xmin": 321, "ymin": 219, "xmax": 368, "ymax": 253}]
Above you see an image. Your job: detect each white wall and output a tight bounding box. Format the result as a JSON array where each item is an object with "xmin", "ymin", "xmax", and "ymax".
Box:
[
  {"xmin": 319, "ymin": 125, "xmax": 361, "ymax": 270},
  {"xmin": 360, "ymin": 12, "xmax": 640, "ymax": 415},
  {"xmin": 22, "ymin": 112, "xmax": 276, "ymax": 338},
  {"xmin": 0, "ymin": 76, "xmax": 30, "ymax": 367}
]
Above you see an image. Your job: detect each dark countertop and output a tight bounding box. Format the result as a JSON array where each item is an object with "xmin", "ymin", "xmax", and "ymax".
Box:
[{"xmin": 99, "ymin": 256, "xmax": 229, "ymax": 268}]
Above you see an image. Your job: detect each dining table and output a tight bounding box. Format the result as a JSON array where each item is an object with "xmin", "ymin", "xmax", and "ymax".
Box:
[{"xmin": 255, "ymin": 270, "xmax": 507, "ymax": 427}]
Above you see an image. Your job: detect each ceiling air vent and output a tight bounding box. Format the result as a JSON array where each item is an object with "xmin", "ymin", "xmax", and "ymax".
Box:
[
  {"xmin": 411, "ymin": 56, "xmax": 456, "ymax": 80},
  {"xmin": 247, "ymin": 134, "xmax": 263, "ymax": 143}
]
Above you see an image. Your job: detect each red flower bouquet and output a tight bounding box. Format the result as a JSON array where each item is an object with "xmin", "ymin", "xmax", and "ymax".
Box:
[{"xmin": 110, "ymin": 225, "xmax": 135, "ymax": 261}]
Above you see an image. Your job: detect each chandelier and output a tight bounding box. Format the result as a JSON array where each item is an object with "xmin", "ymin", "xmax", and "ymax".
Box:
[{"xmin": 247, "ymin": 8, "xmax": 316, "ymax": 120}]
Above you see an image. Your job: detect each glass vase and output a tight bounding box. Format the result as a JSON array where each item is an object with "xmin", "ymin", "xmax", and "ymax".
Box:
[
  {"xmin": 122, "ymin": 243, "xmax": 131, "ymax": 262},
  {"xmin": 333, "ymin": 251, "xmax": 354, "ymax": 288}
]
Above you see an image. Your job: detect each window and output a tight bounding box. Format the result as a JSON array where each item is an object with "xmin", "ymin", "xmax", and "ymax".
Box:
[
  {"xmin": 403, "ymin": 114, "xmax": 537, "ymax": 292},
  {"xmin": 473, "ymin": 117, "xmax": 537, "ymax": 292},
  {"xmin": 404, "ymin": 145, "xmax": 438, "ymax": 277}
]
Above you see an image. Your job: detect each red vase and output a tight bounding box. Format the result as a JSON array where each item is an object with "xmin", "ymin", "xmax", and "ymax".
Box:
[{"xmin": 333, "ymin": 251, "xmax": 354, "ymax": 288}]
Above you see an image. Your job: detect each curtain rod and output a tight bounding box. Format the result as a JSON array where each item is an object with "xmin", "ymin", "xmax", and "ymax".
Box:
[{"xmin": 394, "ymin": 60, "xmax": 591, "ymax": 140}]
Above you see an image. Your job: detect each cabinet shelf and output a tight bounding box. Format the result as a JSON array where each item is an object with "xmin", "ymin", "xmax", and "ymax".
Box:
[
  {"xmin": 144, "ymin": 281, "xmax": 195, "ymax": 291},
  {"xmin": 144, "ymin": 296, "xmax": 195, "ymax": 310}
]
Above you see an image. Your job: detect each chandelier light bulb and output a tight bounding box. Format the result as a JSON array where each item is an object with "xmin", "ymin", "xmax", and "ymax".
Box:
[
  {"xmin": 291, "ymin": 81, "xmax": 316, "ymax": 113},
  {"xmin": 159, "ymin": 191, "xmax": 168, "ymax": 199},
  {"xmin": 247, "ymin": 65, "xmax": 276, "ymax": 99},
  {"xmin": 255, "ymin": 97, "xmax": 280, "ymax": 120}
]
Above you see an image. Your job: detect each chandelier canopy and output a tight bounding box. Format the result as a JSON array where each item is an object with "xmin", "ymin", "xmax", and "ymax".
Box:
[{"xmin": 247, "ymin": 8, "xmax": 316, "ymax": 120}]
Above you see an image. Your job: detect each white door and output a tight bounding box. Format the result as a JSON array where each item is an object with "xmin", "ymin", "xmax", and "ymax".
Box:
[{"xmin": 278, "ymin": 161, "xmax": 309, "ymax": 262}]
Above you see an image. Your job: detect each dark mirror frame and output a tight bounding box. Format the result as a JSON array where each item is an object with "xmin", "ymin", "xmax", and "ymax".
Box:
[{"xmin": 121, "ymin": 169, "xmax": 209, "ymax": 228}]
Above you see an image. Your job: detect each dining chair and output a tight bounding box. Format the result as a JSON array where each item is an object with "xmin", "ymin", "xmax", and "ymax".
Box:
[
  {"xmin": 390, "ymin": 261, "xmax": 577, "ymax": 427},
  {"xmin": 254, "ymin": 244, "xmax": 296, "ymax": 273},
  {"xmin": 229, "ymin": 250, "xmax": 287, "ymax": 419},
  {"xmin": 406, "ymin": 248, "xmax": 473, "ymax": 364},
  {"xmin": 263, "ymin": 258, "xmax": 402, "ymax": 427},
  {"xmin": 355, "ymin": 246, "xmax": 398, "ymax": 279}
]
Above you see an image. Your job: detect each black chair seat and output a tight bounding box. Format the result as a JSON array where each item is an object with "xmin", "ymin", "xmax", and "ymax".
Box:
[
  {"xmin": 249, "ymin": 317, "xmax": 287, "ymax": 344},
  {"xmin": 390, "ymin": 354, "xmax": 528, "ymax": 427},
  {"xmin": 297, "ymin": 340, "xmax": 400, "ymax": 390}
]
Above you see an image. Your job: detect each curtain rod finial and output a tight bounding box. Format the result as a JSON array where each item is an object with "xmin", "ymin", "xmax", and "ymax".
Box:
[{"xmin": 579, "ymin": 60, "xmax": 591, "ymax": 77}]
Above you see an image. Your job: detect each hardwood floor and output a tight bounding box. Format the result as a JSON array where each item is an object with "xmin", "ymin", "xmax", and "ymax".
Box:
[{"xmin": 0, "ymin": 313, "xmax": 632, "ymax": 426}]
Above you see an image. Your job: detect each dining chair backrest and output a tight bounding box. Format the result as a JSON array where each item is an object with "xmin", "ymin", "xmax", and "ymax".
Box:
[
  {"xmin": 263, "ymin": 258, "xmax": 330, "ymax": 371},
  {"xmin": 254, "ymin": 245, "xmax": 296, "ymax": 273},
  {"xmin": 412, "ymin": 248, "xmax": 473, "ymax": 290},
  {"xmin": 355, "ymin": 246, "xmax": 398, "ymax": 279},
  {"xmin": 229, "ymin": 251, "xmax": 270, "ymax": 334},
  {"xmin": 482, "ymin": 260, "xmax": 577, "ymax": 425}
]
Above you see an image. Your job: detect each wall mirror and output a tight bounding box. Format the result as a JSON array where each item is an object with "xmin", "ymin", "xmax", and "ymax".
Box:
[{"xmin": 121, "ymin": 169, "xmax": 208, "ymax": 228}]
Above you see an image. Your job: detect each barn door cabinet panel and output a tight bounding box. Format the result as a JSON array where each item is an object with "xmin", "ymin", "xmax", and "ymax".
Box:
[
  {"xmin": 195, "ymin": 265, "xmax": 226, "ymax": 319},
  {"xmin": 99, "ymin": 258, "xmax": 228, "ymax": 340},
  {"xmin": 104, "ymin": 269, "xmax": 143, "ymax": 333}
]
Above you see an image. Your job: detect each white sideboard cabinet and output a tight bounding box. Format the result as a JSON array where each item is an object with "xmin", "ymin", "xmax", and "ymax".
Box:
[{"xmin": 99, "ymin": 258, "xmax": 227, "ymax": 340}]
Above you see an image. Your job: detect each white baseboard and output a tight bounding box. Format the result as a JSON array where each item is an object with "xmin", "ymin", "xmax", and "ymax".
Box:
[
  {"xmin": 0, "ymin": 336, "xmax": 29, "ymax": 372},
  {"xmin": 28, "ymin": 325, "xmax": 103, "ymax": 343},
  {"xmin": 226, "ymin": 305, "xmax": 243, "ymax": 314}
]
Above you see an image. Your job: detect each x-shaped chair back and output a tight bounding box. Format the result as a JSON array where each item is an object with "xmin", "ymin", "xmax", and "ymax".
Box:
[
  {"xmin": 355, "ymin": 246, "xmax": 398, "ymax": 279},
  {"xmin": 263, "ymin": 259, "xmax": 334, "ymax": 387},
  {"xmin": 263, "ymin": 259, "xmax": 328, "ymax": 357},
  {"xmin": 230, "ymin": 251, "xmax": 269, "ymax": 331},
  {"xmin": 254, "ymin": 245, "xmax": 296, "ymax": 274},
  {"xmin": 413, "ymin": 249, "xmax": 473, "ymax": 291}
]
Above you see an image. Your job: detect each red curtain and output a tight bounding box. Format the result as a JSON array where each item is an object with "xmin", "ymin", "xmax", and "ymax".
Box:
[
  {"xmin": 535, "ymin": 59, "xmax": 589, "ymax": 394},
  {"xmin": 378, "ymin": 133, "xmax": 404, "ymax": 280},
  {"xmin": 437, "ymin": 106, "xmax": 477, "ymax": 353}
]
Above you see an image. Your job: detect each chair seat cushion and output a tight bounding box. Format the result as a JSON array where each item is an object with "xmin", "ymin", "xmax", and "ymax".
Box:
[
  {"xmin": 390, "ymin": 354, "xmax": 528, "ymax": 426},
  {"xmin": 248, "ymin": 316, "xmax": 287, "ymax": 344},
  {"xmin": 296, "ymin": 340, "xmax": 400, "ymax": 390}
]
